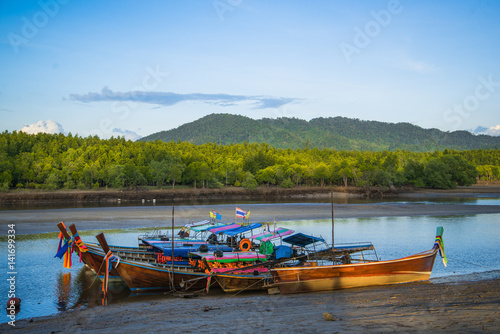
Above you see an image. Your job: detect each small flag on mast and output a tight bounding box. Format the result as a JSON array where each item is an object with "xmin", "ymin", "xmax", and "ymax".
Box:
[
  {"xmin": 235, "ymin": 207, "xmax": 248, "ymax": 219},
  {"xmin": 210, "ymin": 211, "xmax": 221, "ymax": 221}
]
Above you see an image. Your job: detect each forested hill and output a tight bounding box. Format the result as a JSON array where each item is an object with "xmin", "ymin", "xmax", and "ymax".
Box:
[{"xmin": 140, "ymin": 114, "xmax": 500, "ymax": 151}]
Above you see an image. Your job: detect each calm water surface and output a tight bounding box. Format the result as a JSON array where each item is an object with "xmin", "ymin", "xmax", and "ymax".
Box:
[{"xmin": 1, "ymin": 201, "xmax": 499, "ymax": 323}]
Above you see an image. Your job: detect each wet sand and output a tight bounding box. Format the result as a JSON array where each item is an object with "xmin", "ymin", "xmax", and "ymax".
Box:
[
  {"xmin": 6, "ymin": 270, "xmax": 500, "ymax": 333},
  {"xmin": 3, "ymin": 201, "xmax": 500, "ymax": 236},
  {"xmin": 1, "ymin": 185, "xmax": 500, "ymax": 236}
]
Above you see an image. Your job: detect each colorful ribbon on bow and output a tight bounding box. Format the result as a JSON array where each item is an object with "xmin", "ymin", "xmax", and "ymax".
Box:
[
  {"xmin": 102, "ymin": 250, "xmax": 120, "ymax": 300},
  {"xmin": 72, "ymin": 232, "xmax": 88, "ymax": 263},
  {"xmin": 55, "ymin": 232, "xmax": 73, "ymax": 269},
  {"xmin": 434, "ymin": 234, "xmax": 447, "ymax": 267}
]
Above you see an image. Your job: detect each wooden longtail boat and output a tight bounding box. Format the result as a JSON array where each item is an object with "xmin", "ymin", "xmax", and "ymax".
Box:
[
  {"xmin": 96, "ymin": 233, "xmax": 210, "ymax": 292},
  {"xmin": 268, "ymin": 227, "xmax": 447, "ymax": 294},
  {"xmin": 204, "ymin": 239, "xmax": 375, "ymax": 293}
]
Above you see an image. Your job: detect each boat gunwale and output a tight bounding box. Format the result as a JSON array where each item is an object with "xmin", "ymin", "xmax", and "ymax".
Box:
[{"xmin": 272, "ymin": 247, "xmax": 438, "ymax": 272}]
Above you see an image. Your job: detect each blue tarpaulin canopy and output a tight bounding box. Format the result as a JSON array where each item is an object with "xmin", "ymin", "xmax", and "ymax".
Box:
[
  {"xmin": 191, "ymin": 222, "xmax": 225, "ymax": 232},
  {"xmin": 223, "ymin": 223, "xmax": 262, "ymax": 236},
  {"xmin": 274, "ymin": 245, "xmax": 293, "ymax": 259},
  {"xmin": 143, "ymin": 240, "xmax": 232, "ymax": 258},
  {"xmin": 160, "ymin": 244, "xmax": 232, "ymax": 258},
  {"xmin": 283, "ymin": 233, "xmax": 325, "ymax": 247}
]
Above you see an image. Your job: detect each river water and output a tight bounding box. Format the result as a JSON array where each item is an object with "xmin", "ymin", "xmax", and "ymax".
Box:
[{"xmin": 1, "ymin": 196, "xmax": 500, "ymax": 323}]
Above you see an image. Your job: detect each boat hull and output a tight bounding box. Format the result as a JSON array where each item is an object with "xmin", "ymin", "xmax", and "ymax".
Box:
[
  {"xmin": 271, "ymin": 248, "xmax": 438, "ymax": 294},
  {"xmin": 211, "ymin": 268, "xmax": 271, "ymax": 292},
  {"xmin": 83, "ymin": 248, "xmax": 124, "ymax": 283},
  {"xmin": 114, "ymin": 259, "xmax": 209, "ymax": 292}
]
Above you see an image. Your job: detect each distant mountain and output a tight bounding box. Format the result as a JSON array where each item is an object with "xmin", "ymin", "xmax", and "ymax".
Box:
[{"xmin": 140, "ymin": 114, "xmax": 500, "ymax": 151}]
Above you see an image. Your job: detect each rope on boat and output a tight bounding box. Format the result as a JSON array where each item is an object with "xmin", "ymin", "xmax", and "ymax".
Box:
[
  {"xmin": 446, "ymin": 257, "xmax": 496, "ymax": 270},
  {"xmin": 81, "ymin": 269, "xmax": 103, "ymax": 291},
  {"xmin": 228, "ymin": 276, "xmax": 268, "ymax": 297}
]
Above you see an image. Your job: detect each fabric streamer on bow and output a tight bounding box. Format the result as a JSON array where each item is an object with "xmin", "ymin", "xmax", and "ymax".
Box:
[
  {"xmin": 72, "ymin": 232, "xmax": 88, "ymax": 263},
  {"xmin": 206, "ymin": 271, "xmax": 214, "ymax": 293},
  {"xmin": 55, "ymin": 234, "xmax": 73, "ymax": 269},
  {"xmin": 102, "ymin": 250, "xmax": 120, "ymax": 301},
  {"xmin": 435, "ymin": 234, "xmax": 447, "ymax": 267}
]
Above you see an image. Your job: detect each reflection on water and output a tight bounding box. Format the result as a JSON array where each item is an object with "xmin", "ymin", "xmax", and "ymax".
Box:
[
  {"xmin": 52, "ymin": 267, "xmax": 126, "ymax": 313},
  {"xmin": 1, "ymin": 196, "xmax": 367, "ymax": 211},
  {"xmin": 3, "ymin": 194, "xmax": 500, "ymax": 211},
  {"xmin": 55, "ymin": 272, "xmax": 71, "ymax": 312},
  {"xmin": 1, "ymin": 210, "xmax": 499, "ymax": 323}
]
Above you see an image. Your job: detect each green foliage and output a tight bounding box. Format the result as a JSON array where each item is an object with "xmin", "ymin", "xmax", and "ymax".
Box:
[
  {"xmin": 45, "ymin": 171, "xmax": 61, "ymax": 190},
  {"xmin": 241, "ymin": 172, "xmax": 258, "ymax": 190},
  {"xmin": 423, "ymin": 155, "xmax": 478, "ymax": 188},
  {"xmin": 0, "ymin": 130, "xmax": 497, "ymax": 191},
  {"xmin": 280, "ymin": 178, "xmax": 295, "ymax": 188}
]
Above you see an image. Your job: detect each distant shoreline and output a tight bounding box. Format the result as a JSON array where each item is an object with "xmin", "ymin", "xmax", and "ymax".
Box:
[
  {"xmin": 0, "ymin": 186, "xmax": 394, "ymax": 206},
  {"xmin": 2, "ymin": 184, "xmax": 500, "ymax": 236},
  {"xmin": 2, "ymin": 184, "xmax": 500, "ymax": 207}
]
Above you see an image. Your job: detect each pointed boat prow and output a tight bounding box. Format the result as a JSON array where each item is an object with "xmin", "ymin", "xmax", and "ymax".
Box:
[
  {"xmin": 96, "ymin": 233, "xmax": 111, "ymax": 254},
  {"xmin": 68, "ymin": 224, "xmax": 79, "ymax": 237},
  {"xmin": 56, "ymin": 222, "xmax": 71, "ymax": 240},
  {"xmin": 434, "ymin": 226, "xmax": 447, "ymax": 267},
  {"xmin": 436, "ymin": 226, "xmax": 444, "ymax": 238}
]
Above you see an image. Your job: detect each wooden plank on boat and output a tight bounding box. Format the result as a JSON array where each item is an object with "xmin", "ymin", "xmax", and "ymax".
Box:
[{"xmin": 267, "ymin": 287, "xmax": 280, "ymax": 295}]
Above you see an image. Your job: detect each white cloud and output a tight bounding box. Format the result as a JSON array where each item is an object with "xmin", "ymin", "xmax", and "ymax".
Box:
[
  {"xmin": 110, "ymin": 128, "xmax": 142, "ymax": 141},
  {"xmin": 486, "ymin": 125, "xmax": 500, "ymax": 136},
  {"xmin": 472, "ymin": 125, "xmax": 500, "ymax": 136},
  {"xmin": 20, "ymin": 120, "xmax": 65, "ymax": 135}
]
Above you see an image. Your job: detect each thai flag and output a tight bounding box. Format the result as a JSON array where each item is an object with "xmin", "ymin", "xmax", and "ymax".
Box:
[{"xmin": 235, "ymin": 207, "xmax": 247, "ymax": 218}]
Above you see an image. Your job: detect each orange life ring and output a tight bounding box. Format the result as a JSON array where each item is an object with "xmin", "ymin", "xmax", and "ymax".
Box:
[{"xmin": 239, "ymin": 238, "xmax": 251, "ymax": 252}]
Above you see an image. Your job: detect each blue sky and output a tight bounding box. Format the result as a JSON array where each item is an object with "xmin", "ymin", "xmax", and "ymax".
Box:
[{"xmin": 1, "ymin": 0, "xmax": 500, "ymax": 140}]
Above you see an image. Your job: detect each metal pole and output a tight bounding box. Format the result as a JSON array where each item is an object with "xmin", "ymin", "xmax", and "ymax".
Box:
[
  {"xmin": 171, "ymin": 202, "xmax": 175, "ymax": 290},
  {"xmin": 331, "ymin": 191, "xmax": 334, "ymax": 255}
]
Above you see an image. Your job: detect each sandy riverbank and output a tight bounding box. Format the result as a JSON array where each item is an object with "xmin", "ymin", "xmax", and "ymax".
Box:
[
  {"xmin": 2, "ymin": 185, "xmax": 500, "ymax": 236},
  {"xmin": 5, "ymin": 270, "xmax": 499, "ymax": 333},
  {"xmin": 2, "ymin": 200, "xmax": 500, "ymax": 235},
  {"xmin": 1, "ymin": 184, "xmax": 500, "ymax": 206}
]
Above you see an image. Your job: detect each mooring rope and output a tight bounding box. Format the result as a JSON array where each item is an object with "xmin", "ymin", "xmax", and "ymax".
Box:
[{"xmin": 446, "ymin": 257, "xmax": 496, "ymax": 270}]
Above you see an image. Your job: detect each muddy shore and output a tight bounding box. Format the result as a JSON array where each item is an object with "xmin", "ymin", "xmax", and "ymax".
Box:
[
  {"xmin": 5, "ymin": 270, "xmax": 499, "ymax": 333},
  {"xmin": 0, "ymin": 186, "xmax": 370, "ymax": 206},
  {"xmin": 3, "ymin": 184, "xmax": 500, "ymax": 207},
  {"xmin": 3, "ymin": 201, "xmax": 500, "ymax": 236},
  {"xmin": 2, "ymin": 185, "xmax": 500, "ymax": 236}
]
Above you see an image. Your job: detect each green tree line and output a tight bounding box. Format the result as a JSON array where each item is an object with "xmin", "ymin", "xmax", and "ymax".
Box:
[{"xmin": 1, "ymin": 131, "xmax": 499, "ymax": 191}]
